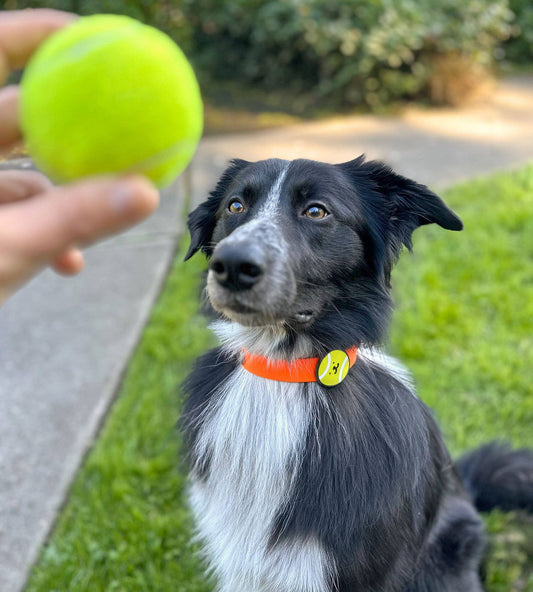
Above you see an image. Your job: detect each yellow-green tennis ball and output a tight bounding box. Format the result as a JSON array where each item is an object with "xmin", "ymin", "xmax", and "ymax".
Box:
[{"xmin": 20, "ymin": 14, "xmax": 203, "ymax": 189}]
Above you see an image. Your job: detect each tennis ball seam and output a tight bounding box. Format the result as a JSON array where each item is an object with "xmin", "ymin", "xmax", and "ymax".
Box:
[
  {"xmin": 130, "ymin": 138, "xmax": 201, "ymax": 176},
  {"xmin": 22, "ymin": 25, "xmax": 141, "ymax": 84}
]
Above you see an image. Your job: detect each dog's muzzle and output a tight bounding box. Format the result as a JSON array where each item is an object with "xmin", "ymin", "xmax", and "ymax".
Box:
[{"xmin": 207, "ymin": 220, "xmax": 298, "ymax": 325}]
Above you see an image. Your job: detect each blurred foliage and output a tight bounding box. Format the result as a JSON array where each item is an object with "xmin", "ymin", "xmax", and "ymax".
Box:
[
  {"xmin": 506, "ymin": 0, "xmax": 533, "ymax": 63},
  {"xmin": 179, "ymin": 0, "xmax": 515, "ymax": 112},
  {"xmin": 1, "ymin": 0, "xmax": 531, "ymax": 112}
]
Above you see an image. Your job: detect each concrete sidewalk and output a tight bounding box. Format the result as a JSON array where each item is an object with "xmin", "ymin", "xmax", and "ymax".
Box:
[{"xmin": 1, "ymin": 75, "xmax": 532, "ymax": 592}]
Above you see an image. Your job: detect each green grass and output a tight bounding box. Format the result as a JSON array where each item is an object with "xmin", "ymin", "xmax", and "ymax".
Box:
[{"xmin": 26, "ymin": 165, "xmax": 533, "ymax": 591}]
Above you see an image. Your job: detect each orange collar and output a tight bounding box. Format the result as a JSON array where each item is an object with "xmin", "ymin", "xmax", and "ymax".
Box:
[{"xmin": 242, "ymin": 346, "xmax": 358, "ymax": 386}]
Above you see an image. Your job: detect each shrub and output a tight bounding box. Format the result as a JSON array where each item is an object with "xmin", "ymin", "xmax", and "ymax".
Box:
[
  {"xmin": 505, "ymin": 0, "xmax": 533, "ymax": 63},
  {"xmin": 181, "ymin": 0, "xmax": 514, "ymax": 111},
  {"xmin": 2, "ymin": 0, "xmax": 528, "ymax": 111}
]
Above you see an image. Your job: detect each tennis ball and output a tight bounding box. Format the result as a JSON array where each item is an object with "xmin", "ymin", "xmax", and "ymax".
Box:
[{"xmin": 20, "ymin": 14, "xmax": 203, "ymax": 189}]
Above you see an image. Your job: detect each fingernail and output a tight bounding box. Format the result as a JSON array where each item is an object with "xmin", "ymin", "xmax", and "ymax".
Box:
[{"xmin": 109, "ymin": 177, "xmax": 159, "ymax": 215}]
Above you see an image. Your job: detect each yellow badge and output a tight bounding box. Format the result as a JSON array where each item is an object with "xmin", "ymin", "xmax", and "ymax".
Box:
[{"xmin": 317, "ymin": 350, "xmax": 351, "ymax": 387}]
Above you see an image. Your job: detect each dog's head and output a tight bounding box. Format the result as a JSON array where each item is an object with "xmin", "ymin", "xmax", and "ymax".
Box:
[{"xmin": 185, "ymin": 156, "xmax": 462, "ymax": 347}]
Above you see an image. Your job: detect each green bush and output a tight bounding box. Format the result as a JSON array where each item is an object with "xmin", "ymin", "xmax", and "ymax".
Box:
[
  {"xmin": 506, "ymin": 0, "xmax": 533, "ymax": 63},
  {"xmin": 181, "ymin": 0, "xmax": 514, "ymax": 111}
]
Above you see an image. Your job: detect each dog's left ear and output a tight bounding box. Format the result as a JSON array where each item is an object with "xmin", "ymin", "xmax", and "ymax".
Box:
[
  {"xmin": 184, "ymin": 158, "xmax": 250, "ymax": 261},
  {"xmin": 339, "ymin": 156, "xmax": 462, "ymax": 248},
  {"xmin": 338, "ymin": 156, "xmax": 462, "ymax": 284}
]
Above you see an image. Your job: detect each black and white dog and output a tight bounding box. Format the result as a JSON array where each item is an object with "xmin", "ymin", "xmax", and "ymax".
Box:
[{"xmin": 181, "ymin": 156, "xmax": 533, "ymax": 592}]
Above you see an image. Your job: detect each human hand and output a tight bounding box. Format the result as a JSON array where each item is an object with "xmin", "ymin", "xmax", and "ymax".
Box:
[{"xmin": 0, "ymin": 9, "xmax": 159, "ymax": 305}]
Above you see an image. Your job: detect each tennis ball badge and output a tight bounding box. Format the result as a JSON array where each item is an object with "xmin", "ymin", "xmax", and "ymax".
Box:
[
  {"xmin": 20, "ymin": 14, "xmax": 203, "ymax": 189},
  {"xmin": 317, "ymin": 350, "xmax": 351, "ymax": 387}
]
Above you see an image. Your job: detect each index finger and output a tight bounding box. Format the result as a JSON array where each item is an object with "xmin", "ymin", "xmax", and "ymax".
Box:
[{"xmin": 0, "ymin": 9, "xmax": 76, "ymax": 84}]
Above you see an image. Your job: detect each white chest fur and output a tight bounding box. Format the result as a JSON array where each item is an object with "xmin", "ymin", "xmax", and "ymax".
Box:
[{"xmin": 188, "ymin": 366, "xmax": 334, "ymax": 592}]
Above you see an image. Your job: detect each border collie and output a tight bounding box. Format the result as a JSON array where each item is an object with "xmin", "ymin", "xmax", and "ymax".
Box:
[{"xmin": 181, "ymin": 156, "xmax": 533, "ymax": 592}]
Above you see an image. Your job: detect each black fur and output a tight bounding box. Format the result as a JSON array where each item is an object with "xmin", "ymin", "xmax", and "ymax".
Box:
[
  {"xmin": 270, "ymin": 360, "xmax": 450, "ymax": 591},
  {"xmin": 181, "ymin": 156, "xmax": 533, "ymax": 592},
  {"xmin": 456, "ymin": 443, "xmax": 533, "ymax": 513}
]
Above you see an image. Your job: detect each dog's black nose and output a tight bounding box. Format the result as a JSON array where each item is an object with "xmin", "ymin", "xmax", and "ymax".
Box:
[{"xmin": 210, "ymin": 245, "xmax": 264, "ymax": 291}]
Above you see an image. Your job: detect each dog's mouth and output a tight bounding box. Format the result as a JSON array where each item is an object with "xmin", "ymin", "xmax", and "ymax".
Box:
[
  {"xmin": 214, "ymin": 297, "xmax": 316, "ymax": 328},
  {"xmin": 211, "ymin": 296, "xmax": 281, "ymax": 326},
  {"xmin": 225, "ymin": 301, "xmax": 258, "ymax": 315},
  {"xmin": 293, "ymin": 310, "xmax": 315, "ymax": 324}
]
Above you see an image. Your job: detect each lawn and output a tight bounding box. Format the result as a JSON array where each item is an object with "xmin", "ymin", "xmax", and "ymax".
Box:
[{"xmin": 26, "ymin": 164, "xmax": 533, "ymax": 591}]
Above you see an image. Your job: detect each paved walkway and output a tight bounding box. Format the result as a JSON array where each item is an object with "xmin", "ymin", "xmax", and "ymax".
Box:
[
  {"xmin": 195, "ymin": 76, "xmax": 533, "ymax": 205},
  {"xmin": 0, "ymin": 75, "xmax": 532, "ymax": 592}
]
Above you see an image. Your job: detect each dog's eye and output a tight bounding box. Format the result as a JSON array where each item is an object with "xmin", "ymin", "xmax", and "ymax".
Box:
[
  {"xmin": 305, "ymin": 205, "xmax": 328, "ymax": 219},
  {"xmin": 228, "ymin": 200, "xmax": 245, "ymax": 214}
]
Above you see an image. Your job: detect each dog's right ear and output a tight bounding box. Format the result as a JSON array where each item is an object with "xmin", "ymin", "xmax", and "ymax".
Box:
[{"xmin": 184, "ymin": 159, "xmax": 249, "ymax": 261}]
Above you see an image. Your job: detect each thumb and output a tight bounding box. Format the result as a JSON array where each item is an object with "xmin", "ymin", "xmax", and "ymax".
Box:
[{"xmin": 1, "ymin": 174, "xmax": 159, "ymax": 259}]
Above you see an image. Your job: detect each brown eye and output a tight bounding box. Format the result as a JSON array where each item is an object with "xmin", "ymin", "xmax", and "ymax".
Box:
[
  {"xmin": 305, "ymin": 205, "xmax": 327, "ymax": 219},
  {"xmin": 229, "ymin": 200, "xmax": 245, "ymax": 214}
]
